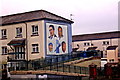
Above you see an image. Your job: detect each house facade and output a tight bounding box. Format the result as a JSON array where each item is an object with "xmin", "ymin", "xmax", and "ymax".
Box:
[
  {"xmin": 0, "ymin": 10, "xmax": 73, "ymax": 70},
  {"xmin": 72, "ymin": 31, "xmax": 120, "ymax": 63}
]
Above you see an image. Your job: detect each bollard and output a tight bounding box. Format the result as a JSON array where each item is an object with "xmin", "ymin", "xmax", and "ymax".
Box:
[
  {"xmin": 89, "ymin": 63, "xmax": 97, "ymax": 80},
  {"xmin": 104, "ymin": 63, "xmax": 112, "ymax": 79}
]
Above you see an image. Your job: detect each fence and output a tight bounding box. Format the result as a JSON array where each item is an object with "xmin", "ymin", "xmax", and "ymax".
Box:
[
  {"xmin": 8, "ymin": 60, "xmax": 89, "ymax": 75},
  {"xmin": 8, "ymin": 50, "xmax": 102, "ymax": 77},
  {"xmin": 8, "ymin": 52, "xmax": 90, "ymax": 75},
  {"xmin": 93, "ymin": 63, "xmax": 120, "ymax": 80}
]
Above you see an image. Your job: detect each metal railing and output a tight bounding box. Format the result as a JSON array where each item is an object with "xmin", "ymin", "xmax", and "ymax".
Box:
[
  {"xmin": 8, "ymin": 55, "xmax": 89, "ymax": 75},
  {"xmin": 8, "ymin": 51, "xmax": 101, "ymax": 74},
  {"xmin": 9, "ymin": 62, "xmax": 89, "ymax": 74},
  {"xmin": 40, "ymin": 63, "xmax": 89, "ymax": 74}
]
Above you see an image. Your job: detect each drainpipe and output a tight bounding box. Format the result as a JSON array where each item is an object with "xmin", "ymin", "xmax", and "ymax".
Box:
[{"xmin": 24, "ymin": 22, "xmax": 28, "ymax": 70}]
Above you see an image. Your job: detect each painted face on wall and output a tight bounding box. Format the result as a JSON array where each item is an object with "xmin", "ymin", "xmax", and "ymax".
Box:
[
  {"xmin": 48, "ymin": 43, "xmax": 53, "ymax": 52},
  {"xmin": 58, "ymin": 26, "xmax": 63, "ymax": 38},
  {"xmin": 46, "ymin": 23, "xmax": 68, "ymax": 55},
  {"xmin": 62, "ymin": 41, "xmax": 66, "ymax": 52},
  {"xmin": 49, "ymin": 25, "xmax": 54, "ymax": 37}
]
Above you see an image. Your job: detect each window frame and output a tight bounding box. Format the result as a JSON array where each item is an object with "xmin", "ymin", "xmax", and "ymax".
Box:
[
  {"xmin": 15, "ymin": 46, "xmax": 25, "ymax": 52},
  {"xmin": 109, "ymin": 59, "xmax": 114, "ymax": 62},
  {"xmin": 31, "ymin": 25, "xmax": 39, "ymax": 36},
  {"xmin": 103, "ymin": 41, "xmax": 109, "ymax": 45},
  {"xmin": 84, "ymin": 42, "xmax": 90, "ymax": 46},
  {"xmin": 15, "ymin": 54, "xmax": 25, "ymax": 60},
  {"xmin": 2, "ymin": 46, "xmax": 7, "ymax": 55},
  {"xmin": 1, "ymin": 29, "xmax": 7, "ymax": 39},
  {"xmin": 16, "ymin": 27, "xmax": 22, "ymax": 38},
  {"xmin": 32, "ymin": 44, "xmax": 39, "ymax": 53}
]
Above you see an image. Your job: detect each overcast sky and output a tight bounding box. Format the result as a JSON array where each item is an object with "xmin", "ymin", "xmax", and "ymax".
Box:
[{"xmin": 0, "ymin": 0, "xmax": 119, "ymax": 35}]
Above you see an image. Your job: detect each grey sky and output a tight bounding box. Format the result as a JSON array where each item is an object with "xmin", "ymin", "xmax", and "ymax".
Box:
[{"xmin": 0, "ymin": 0, "xmax": 119, "ymax": 35}]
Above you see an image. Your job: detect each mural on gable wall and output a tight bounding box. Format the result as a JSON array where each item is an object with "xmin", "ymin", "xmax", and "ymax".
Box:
[{"xmin": 46, "ymin": 23, "xmax": 68, "ymax": 55}]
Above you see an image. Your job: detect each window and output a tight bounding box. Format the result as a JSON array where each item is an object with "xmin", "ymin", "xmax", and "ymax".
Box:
[
  {"xmin": 14, "ymin": 47, "xmax": 25, "ymax": 60},
  {"xmin": 2, "ymin": 47, "xmax": 7, "ymax": 55},
  {"xmin": 15, "ymin": 54, "xmax": 25, "ymax": 60},
  {"xmin": 32, "ymin": 25, "xmax": 38, "ymax": 35},
  {"xmin": 91, "ymin": 43, "xmax": 94, "ymax": 46},
  {"xmin": 103, "ymin": 41, "xmax": 109, "ymax": 45},
  {"xmin": 84, "ymin": 42, "xmax": 90, "ymax": 46},
  {"xmin": 109, "ymin": 59, "xmax": 114, "ymax": 62},
  {"xmin": 16, "ymin": 27, "xmax": 22, "ymax": 37},
  {"xmin": 32, "ymin": 44, "xmax": 39, "ymax": 53},
  {"xmin": 15, "ymin": 47, "xmax": 25, "ymax": 52},
  {"xmin": 1, "ymin": 29, "xmax": 7, "ymax": 39}
]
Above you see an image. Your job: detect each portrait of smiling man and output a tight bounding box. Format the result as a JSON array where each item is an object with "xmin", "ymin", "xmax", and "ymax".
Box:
[
  {"xmin": 48, "ymin": 43, "xmax": 53, "ymax": 53},
  {"xmin": 58, "ymin": 26, "xmax": 63, "ymax": 40},
  {"xmin": 48, "ymin": 25, "xmax": 57, "ymax": 39}
]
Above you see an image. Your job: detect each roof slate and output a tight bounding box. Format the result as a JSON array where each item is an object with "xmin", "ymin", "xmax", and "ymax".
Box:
[
  {"xmin": 72, "ymin": 31, "xmax": 120, "ymax": 42},
  {"xmin": 1, "ymin": 10, "xmax": 73, "ymax": 25}
]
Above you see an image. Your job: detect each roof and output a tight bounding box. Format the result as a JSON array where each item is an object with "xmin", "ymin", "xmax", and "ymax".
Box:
[
  {"xmin": 87, "ymin": 47, "xmax": 97, "ymax": 51},
  {"xmin": 1, "ymin": 10, "xmax": 73, "ymax": 25},
  {"xmin": 72, "ymin": 31, "xmax": 120, "ymax": 42},
  {"xmin": 107, "ymin": 46, "xmax": 118, "ymax": 50},
  {"xmin": 7, "ymin": 39, "xmax": 26, "ymax": 46}
]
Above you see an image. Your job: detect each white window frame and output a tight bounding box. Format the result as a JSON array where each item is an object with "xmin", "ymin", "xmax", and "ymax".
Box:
[
  {"xmin": 15, "ymin": 47, "xmax": 25, "ymax": 52},
  {"xmin": 32, "ymin": 44, "xmax": 39, "ymax": 53},
  {"xmin": 15, "ymin": 54, "xmax": 25, "ymax": 60},
  {"xmin": 14, "ymin": 46, "xmax": 25, "ymax": 60},
  {"xmin": 16, "ymin": 27, "xmax": 22, "ymax": 37},
  {"xmin": 103, "ymin": 41, "xmax": 109, "ymax": 45},
  {"xmin": 2, "ymin": 46, "xmax": 7, "ymax": 55},
  {"xmin": 109, "ymin": 59, "xmax": 114, "ymax": 62},
  {"xmin": 1, "ymin": 29, "xmax": 7, "ymax": 39},
  {"xmin": 32, "ymin": 25, "xmax": 38, "ymax": 35},
  {"xmin": 84, "ymin": 42, "xmax": 90, "ymax": 46}
]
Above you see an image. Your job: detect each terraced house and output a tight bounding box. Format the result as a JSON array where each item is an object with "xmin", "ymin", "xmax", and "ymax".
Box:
[
  {"xmin": 0, "ymin": 10, "xmax": 73, "ymax": 70},
  {"xmin": 72, "ymin": 31, "xmax": 120, "ymax": 63}
]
